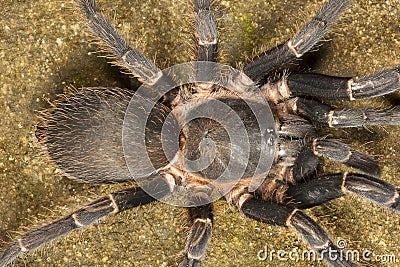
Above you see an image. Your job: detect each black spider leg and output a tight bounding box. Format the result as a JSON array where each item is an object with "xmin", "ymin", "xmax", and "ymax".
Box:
[
  {"xmin": 277, "ymin": 136, "xmax": 379, "ymax": 184},
  {"xmin": 0, "ymin": 176, "xmax": 172, "ymax": 267},
  {"xmin": 311, "ymin": 138, "xmax": 380, "ymax": 177},
  {"xmin": 243, "ymin": 0, "xmax": 351, "ymax": 83},
  {"xmin": 277, "ymin": 137, "xmax": 379, "ymax": 184},
  {"xmin": 285, "ymin": 66, "xmax": 400, "ymax": 100},
  {"xmin": 77, "ymin": 0, "xmax": 160, "ymax": 82},
  {"xmin": 277, "ymin": 114, "xmax": 379, "ymax": 181},
  {"xmin": 180, "ymin": 191, "xmax": 213, "ymax": 267},
  {"xmin": 193, "ymin": 0, "xmax": 218, "ymax": 95},
  {"xmin": 292, "ymin": 98, "xmax": 400, "ymax": 127},
  {"xmin": 180, "ymin": 2, "xmax": 217, "ymax": 266},
  {"xmin": 226, "ymin": 190, "xmax": 357, "ymax": 267},
  {"xmin": 285, "ymin": 172, "xmax": 400, "ymax": 212},
  {"xmin": 194, "ymin": 0, "xmax": 218, "ymax": 62}
]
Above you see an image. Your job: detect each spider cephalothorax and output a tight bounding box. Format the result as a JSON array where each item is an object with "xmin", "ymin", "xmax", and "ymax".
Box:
[{"xmin": 1, "ymin": 0, "xmax": 400, "ymax": 266}]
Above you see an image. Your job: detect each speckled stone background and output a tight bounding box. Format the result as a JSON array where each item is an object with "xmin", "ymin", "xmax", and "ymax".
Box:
[{"xmin": 0, "ymin": 0, "xmax": 399, "ymax": 266}]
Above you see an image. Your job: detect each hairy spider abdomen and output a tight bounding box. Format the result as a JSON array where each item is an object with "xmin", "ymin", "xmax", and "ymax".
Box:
[{"xmin": 36, "ymin": 87, "xmax": 134, "ymax": 183}]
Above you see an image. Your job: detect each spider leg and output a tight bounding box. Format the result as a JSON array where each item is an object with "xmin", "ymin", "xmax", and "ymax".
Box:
[
  {"xmin": 0, "ymin": 177, "xmax": 172, "ymax": 267},
  {"xmin": 277, "ymin": 116, "xmax": 379, "ymax": 179},
  {"xmin": 285, "ymin": 66, "xmax": 400, "ymax": 100},
  {"xmin": 278, "ymin": 114, "xmax": 317, "ymax": 138},
  {"xmin": 192, "ymin": 0, "xmax": 218, "ymax": 95},
  {"xmin": 311, "ymin": 138, "xmax": 380, "ymax": 177},
  {"xmin": 289, "ymin": 98, "xmax": 400, "ymax": 127},
  {"xmin": 243, "ymin": 0, "xmax": 351, "ymax": 82},
  {"xmin": 278, "ymin": 137, "xmax": 379, "ymax": 183},
  {"xmin": 285, "ymin": 172, "xmax": 400, "ymax": 212},
  {"xmin": 273, "ymin": 138, "xmax": 378, "ymax": 185},
  {"xmin": 180, "ymin": 204, "xmax": 213, "ymax": 267},
  {"xmin": 77, "ymin": 0, "xmax": 160, "ymax": 82},
  {"xmin": 178, "ymin": 187, "xmax": 213, "ymax": 267},
  {"xmin": 194, "ymin": 0, "xmax": 218, "ymax": 62},
  {"xmin": 180, "ymin": 4, "xmax": 218, "ymax": 267},
  {"xmin": 229, "ymin": 193, "xmax": 357, "ymax": 267}
]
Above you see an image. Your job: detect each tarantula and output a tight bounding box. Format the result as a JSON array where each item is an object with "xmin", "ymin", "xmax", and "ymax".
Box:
[{"xmin": 1, "ymin": 0, "xmax": 400, "ymax": 266}]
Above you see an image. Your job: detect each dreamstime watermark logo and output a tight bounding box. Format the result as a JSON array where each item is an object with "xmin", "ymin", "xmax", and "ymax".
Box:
[
  {"xmin": 121, "ymin": 62, "xmax": 277, "ymax": 207},
  {"xmin": 257, "ymin": 238, "xmax": 398, "ymax": 264}
]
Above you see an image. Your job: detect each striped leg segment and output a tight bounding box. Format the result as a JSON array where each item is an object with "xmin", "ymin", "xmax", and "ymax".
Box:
[
  {"xmin": 193, "ymin": 0, "xmax": 218, "ymax": 95},
  {"xmin": 294, "ymin": 98, "xmax": 400, "ymax": 127},
  {"xmin": 284, "ymin": 135, "xmax": 380, "ymax": 194},
  {"xmin": 77, "ymin": 0, "xmax": 160, "ymax": 82},
  {"xmin": 312, "ymin": 138, "xmax": 380, "ymax": 176},
  {"xmin": 194, "ymin": 0, "xmax": 218, "ymax": 62},
  {"xmin": 0, "ymin": 177, "xmax": 171, "ymax": 266},
  {"xmin": 286, "ymin": 66, "xmax": 400, "ymax": 100},
  {"xmin": 243, "ymin": 0, "xmax": 351, "ymax": 82},
  {"xmin": 235, "ymin": 196, "xmax": 357, "ymax": 267},
  {"xmin": 285, "ymin": 172, "xmax": 400, "ymax": 211},
  {"xmin": 180, "ymin": 204, "xmax": 213, "ymax": 267},
  {"xmin": 180, "ymin": 189, "xmax": 213, "ymax": 267}
]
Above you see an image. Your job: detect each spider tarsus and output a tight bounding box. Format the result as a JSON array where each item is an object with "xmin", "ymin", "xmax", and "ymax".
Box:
[
  {"xmin": 180, "ymin": 258, "xmax": 201, "ymax": 267},
  {"xmin": 0, "ymin": 242, "xmax": 20, "ymax": 267},
  {"xmin": 194, "ymin": 0, "xmax": 213, "ymax": 12},
  {"xmin": 389, "ymin": 189, "xmax": 400, "ymax": 211}
]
